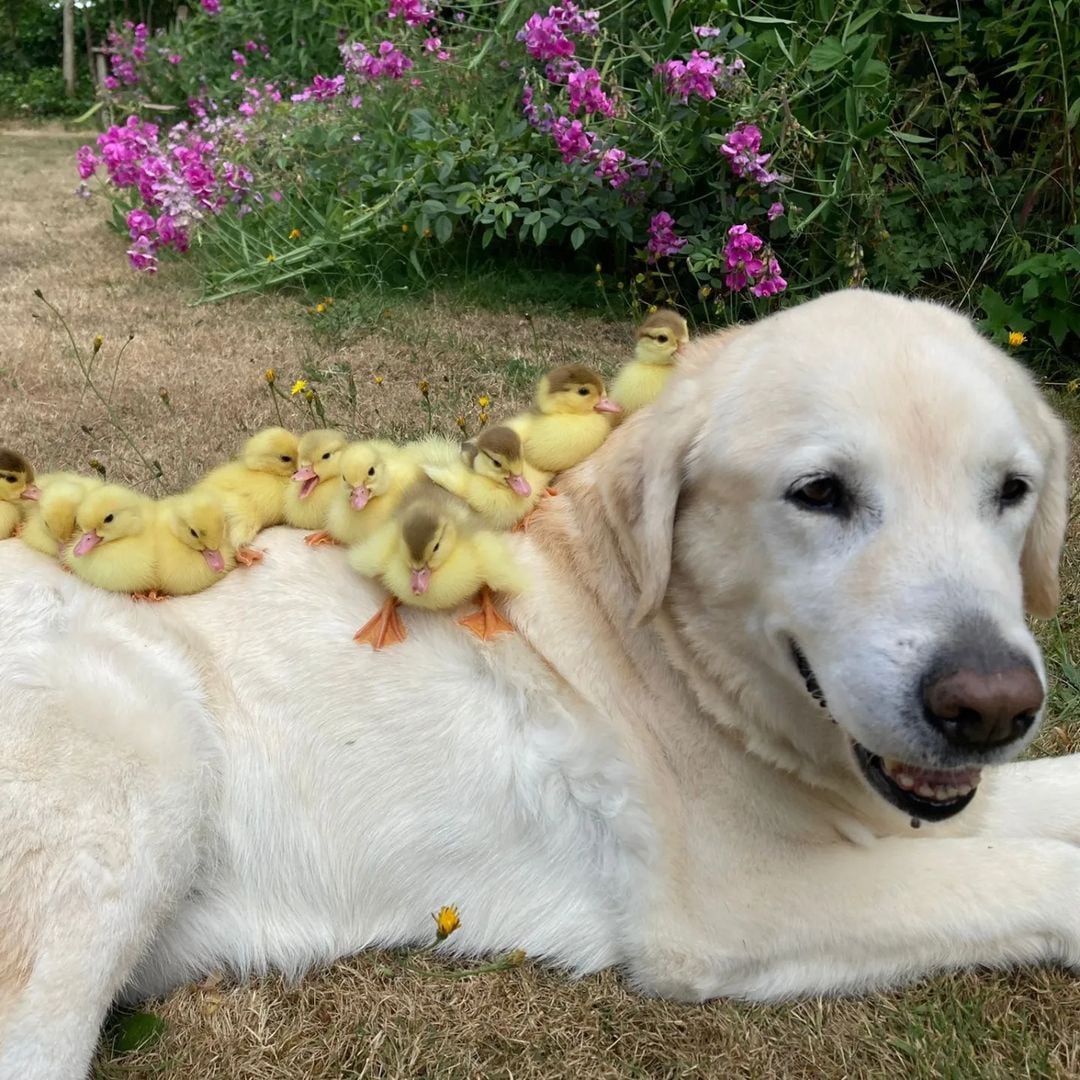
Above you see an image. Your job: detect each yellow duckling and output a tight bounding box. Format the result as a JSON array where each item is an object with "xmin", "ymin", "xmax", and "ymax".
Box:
[
  {"xmin": 63, "ymin": 484, "xmax": 157, "ymax": 595},
  {"xmin": 153, "ymin": 490, "xmax": 236, "ymax": 596},
  {"xmin": 421, "ymin": 426, "xmax": 547, "ymax": 530},
  {"xmin": 505, "ymin": 365, "xmax": 622, "ymax": 474},
  {"xmin": 0, "ymin": 448, "xmax": 41, "ymax": 539},
  {"xmin": 318, "ymin": 440, "xmax": 424, "ymax": 547},
  {"xmin": 350, "ymin": 484, "xmax": 528, "ymax": 650},
  {"xmin": 195, "ymin": 426, "xmax": 299, "ymax": 564},
  {"xmin": 20, "ymin": 474, "xmax": 102, "ymax": 557},
  {"xmin": 610, "ymin": 309, "xmax": 690, "ymax": 414},
  {"xmin": 284, "ymin": 428, "xmax": 348, "ymax": 533}
]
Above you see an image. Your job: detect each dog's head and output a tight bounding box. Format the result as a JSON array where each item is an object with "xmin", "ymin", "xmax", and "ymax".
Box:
[{"xmin": 608, "ymin": 290, "xmax": 1069, "ymax": 822}]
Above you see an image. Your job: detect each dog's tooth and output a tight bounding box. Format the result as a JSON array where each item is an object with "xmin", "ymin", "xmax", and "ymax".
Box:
[
  {"xmin": 955, "ymin": 784, "xmax": 972, "ymax": 797},
  {"xmin": 895, "ymin": 773, "xmax": 916, "ymax": 790},
  {"xmin": 915, "ymin": 783, "xmax": 936, "ymax": 798}
]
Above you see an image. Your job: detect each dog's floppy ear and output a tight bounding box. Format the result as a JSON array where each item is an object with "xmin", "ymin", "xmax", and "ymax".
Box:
[{"xmin": 1020, "ymin": 397, "xmax": 1070, "ymax": 618}]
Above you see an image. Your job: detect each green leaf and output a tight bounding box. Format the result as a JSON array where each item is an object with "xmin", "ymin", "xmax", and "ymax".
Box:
[
  {"xmin": 742, "ymin": 13, "xmax": 794, "ymax": 23},
  {"xmin": 890, "ymin": 129, "xmax": 935, "ymax": 144},
  {"xmin": 856, "ymin": 118, "xmax": 890, "ymax": 139},
  {"xmin": 481, "ymin": 227, "xmax": 495, "ymax": 249},
  {"xmin": 435, "ymin": 215, "xmax": 453, "ymax": 244},
  {"xmin": 570, "ymin": 226, "xmax": 585, "ymax": 250},
  {"xmin": 807, "ymin": 38, "xmax": 847, "ymax": 72},
  {"xmin": 898, "ymin": 11, "xmax": 958, "ymax": 24},
  {"xmin": 506, "ymin": 175, "xmax": 521, "ymax": 195},
  {"xmin": 110, "ymin": 1011, "xmax": 166, "ymax": 1055},
  {"xmin": 645, "ymin": 0, "xmax": 673, "ymax": 29},
  {"xmin": 532, "ymin": 219, "xmax": 548, "ymax": 245}
]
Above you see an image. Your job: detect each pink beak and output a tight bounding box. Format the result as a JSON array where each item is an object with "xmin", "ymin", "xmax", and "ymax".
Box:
[
  {"xmin": 350, "ymin": 484, "xmax": 371, "ymax": 511},
  {"xmin": 506, "ymin": 473, "xmax": 531, "ymax": 497},
  {"xmin": 410, "ymin": 566, "xmax": 431, "ymax": 595},
  {"xmin": 21, "ymin": 485, "xmax": 41, "ymax": 501},
  {"xmin": 73, "ymin": 530, "xmax": 101, "ymax": 556},
  {"xmin": 202, "ymin": 548, "xmax": 225, "ymax": 573},
  {"xmin": 292, "ymin": 465, "xmax": 319, "ymax": 499},
  {"xmin": 594, "ymin": 397, "xmax": 622, "ymax": 414}
]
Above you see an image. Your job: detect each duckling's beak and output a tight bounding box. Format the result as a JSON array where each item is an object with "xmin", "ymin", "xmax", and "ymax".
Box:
[
  {"xmin": 72, "ymin": 530, "xmax": 102, "ymax": 556},
  {"xmin": 506, "ymin": 473, "xmax": 531, "ymax": 497},
  {"xmin": 292, "ymin": 465, "xmax": 319, "ymax": 499},
  {"xmin": 410, "ymin": 566, "xmax": 431, "ymax": 595},
  {"xmin": 594, "ymin": 397, "xmax": 622, "ymax": 414},
  {"xmin": 350, "ymin": 484, "xmax": 371, "ymax": 510},
  {"xmin": 202, "ymin": 548, "xmax": 225, "ymax": 573},
  {"xmin": 21, "ymin": 485, "xmax": 41, "ymax": 501}
]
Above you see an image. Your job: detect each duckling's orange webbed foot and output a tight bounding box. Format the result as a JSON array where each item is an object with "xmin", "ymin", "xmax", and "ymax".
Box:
[
  {"xmin": 236, "ymin": 545, "xmax": 264, "ymax": 567},
  {"xmin": 131, "ymin": 590, "xmax": 168, "ymax": 603},
  {"xmin": 458, "ymin": 586, "xmax": 514, "ymax": 641},
  {"xmin": 304, "ymin": 531, "xmax": 340, "ymax": 547},
  {"xmin": 544, "ymin": 486, "xmax": 559, "ymax": 498},
  {"xmin": 354, "ymin": 595, "xmax": 407, "ymax": 650}
]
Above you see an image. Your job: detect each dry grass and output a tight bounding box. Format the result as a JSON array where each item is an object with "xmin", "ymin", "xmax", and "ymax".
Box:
[{"xmin": 3, "ymin": 123, "xmax": 1080, "ymax": 1080}]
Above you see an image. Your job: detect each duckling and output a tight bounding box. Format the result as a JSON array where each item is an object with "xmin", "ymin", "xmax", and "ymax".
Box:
[
  {"xmin": 63, "ymin": 484, "xmax": 157, "ymax": 595},
  {"xmin": 421, "ymin": 426, "xmax": 547, "ymax": 530},
  {"xmin": 153, "ymin": 490, "xmax": 236, "ymax": 596},
  {"xmin": 20, "ymin": 474, "xmax": 101, "ymax": 557},
  {"xmin": 350, "ymin": 484, "xmax": 528, "ymax": 649},
  {"xmin": 505, "ymin": 365, "xmax": 622, "ymax": 474},
  {"xmin": 320, "ymin": 440, "xmax": 425, "ymax": 547},
  {"xmin": 0, "ymin": 449, "xmax": 41, "ymax": 538},
  {"xmin": 284, "ymin": 428, "xmax": 348, "ymax": 534},
  {"xmin": 195, "ymin": 426, "xmax": 299, "ymax": 564},
  {"xmin": 610, "ymin": 309, "xmax": 690, "ymax": 414}
]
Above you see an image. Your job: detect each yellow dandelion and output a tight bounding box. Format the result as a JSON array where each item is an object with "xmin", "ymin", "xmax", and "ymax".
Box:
[
  {"xmin": 698, "ymin": 285, "xmax": 712, "ymax": 300},
  {"xmin": 478, "ymin": 409, "xmax": 489, "ymax": 426},
  {"xmin": 433, "ymin": 905, "xmax": 460, "ymax": 941},
  {"xmin": 373, "ymin": 374, "xmax": 384, "ymax": 386},
  {"xmin": 305, "ymin": 389, "xmax": 315, "ymax": 402},
  {"xmin": 477, "ymin": 394, "xmax": 491, "ymax": 408},
  {"xmin": 266, "ymin": 253, "xmax": 275, "ymax": 263},
  {"xmin": 315, "ymin": 303, "xmax": 327, "ymax": 314},
  {"xmin": 92, "ymin": 333, "xmax": 104, "ymax": 354},
  {"xmin": 289, "ymin": 228, "xmax": 301, "ymax": 240},
  {"xmin": 290, "ymin": 379, "xmax": 307, "ymax": 396},
  {"xmin": 402, "ymin": 223, "xmax": 410, "ymax": 233},
  {"xmin": 648, "ymin": 304, "xmax": 658, "ymax": 314},
  {"xmin": 1066, "ymin": 378, "xmax": 1079, "ymax": 396},
  {"xmin": 1007, "ymin": 330, "xmax": 1026, "ymax": 348},
  {"xmin": 265, "ymin": 368, "xmax": 276, "ymax": 384},
  {"xmin": 505, "ymin": 949, "xmax": 526, "ymax": 967},
  {"xmin": 322, "ymin": 297, "xmax": 334, "ymax": 306},
  {"xmin": 456, "ymin": 415, "xmax": 467, "ymax": 430},
  {"xmin": 418, "ymin": 379, "xmax": 430, "ymax": 396}
]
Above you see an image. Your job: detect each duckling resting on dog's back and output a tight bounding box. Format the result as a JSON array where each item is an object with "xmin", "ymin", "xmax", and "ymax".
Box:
[
  {"xmin": 62, "ymin": 483, "xmax": 157, "ymax": 596},
  {"xmin": 153, "ymin": 489, "xmax": 237, "ymax": 596},
  {"xmin": 349, "ymin": 481, "xmax": 529, "ymax": 649}
]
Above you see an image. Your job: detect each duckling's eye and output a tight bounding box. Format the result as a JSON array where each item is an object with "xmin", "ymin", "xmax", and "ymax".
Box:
[
  {"xmin": 190, "ymin": 527, "xmax": 198, "ymax": 538},
  {"xmin": 104, "ymin": 513, "xmax": 114, "ymax": 523},
  {"xmin": 491, "ymin": 459, "xmax": 502, "ymax": 469},
  {"xmin": 433, "ymin": 542, "xmax": 440, "ymax": 553},
  {"xmin": 368, "ymin": 467, "xmax": 375, "ymax": 476},
  {"xmin": 577, "ymin": 387, "xmax": 590, "ymax": 396},
  {"xmin": 280, "ymin": 455, "xmax": 292, "ymax": 463},
  {"xmin": 4, "ymin": 475, "xmax": 15, "ymax": 483},
  {"xmin": 322, "ymin": 452, "xmax": 331, "ymax": 460},
  {"xmin": 657, "ymin": 334, "xmax": 669, "ymax": 344}
]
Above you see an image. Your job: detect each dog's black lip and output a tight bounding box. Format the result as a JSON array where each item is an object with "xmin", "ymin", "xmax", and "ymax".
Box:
[
  {"xmin": 853, "ymin": 743, "xmax": 977, "ymax": 822},
  {"xmin": 789, "ymin": 639, "xmax": 828, "ymax": 708}
]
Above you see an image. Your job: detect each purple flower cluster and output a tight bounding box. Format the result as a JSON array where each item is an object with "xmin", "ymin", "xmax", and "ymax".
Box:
[
  {"xmin": 646, "ymin": 211, "xmax": 686, "ymax": 262},
  {"xmin": 423, "ymin": 37, "xmax": 452, "ymax": 61},
  {"xmin": 723, "ymin": 224, "xmax": 786, "ymax": 297},
  {"xmin": 291, "ymin": 73, "xmax": 347, "ymax": 102},
  {"xmin": 340, "ymin": 40, "xmax": 414, "ymax": 82},
  {"xmin": 516, "ymin": 1, "xmax": 599, "ymax": 62},
  {"xmin": 654, "ymin": 50, "xmax": 743, "ymax": 104},
  {"xmin": 566, "ymin": 66, "xmax": 614, "ymax": 117},
  {"xmin": 719, "ymin": 123, "xmax": 780, "ymax": 186},
  {"xmin": 551, "ymin": 116, "xmax": 594, "ymax": 163},
  {"xmin": 104, "ymin": 22, "xmax": 149, "ymax": 90},
  {"xmin": 200, "ymin": 0, "xmax": 221, "ymax": 15},
  {"xmin": 387, "ymin": 0, "xmax": 434, "ymax": 26},
  {"xmin": 593, "ymin": 146, "xmax": 649, "ymax": 189}
]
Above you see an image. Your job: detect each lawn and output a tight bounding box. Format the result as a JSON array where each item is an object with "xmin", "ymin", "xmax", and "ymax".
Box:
[{"xmin": 2, "ymin": 123, "xmax": 1080, "ymax": 1080}]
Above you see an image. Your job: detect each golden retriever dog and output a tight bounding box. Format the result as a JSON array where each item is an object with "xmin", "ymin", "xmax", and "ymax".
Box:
[{"xmin": 0, "ymin": 290, "xmax": 1074, "ymax": 1078}]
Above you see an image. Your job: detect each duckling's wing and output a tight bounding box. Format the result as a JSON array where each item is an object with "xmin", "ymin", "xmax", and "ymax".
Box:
[
  {"xmin": 348, "ymin": 522, "xmax": 399, "ymax": 580},
  {"xmin": 472, "ymin": 533, "xmax": 530, "ymax": 596}
]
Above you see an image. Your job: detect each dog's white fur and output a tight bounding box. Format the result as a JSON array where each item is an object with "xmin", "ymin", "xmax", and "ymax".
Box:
[{"xmin": 1, "ymin": 290, "xmax": 1077, "ymax": 1079}]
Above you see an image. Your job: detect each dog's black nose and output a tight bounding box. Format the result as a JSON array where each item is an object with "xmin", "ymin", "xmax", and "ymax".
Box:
[{"xmin": 922, "ymin": 660, "xmax": 1042, "ymax": 750}]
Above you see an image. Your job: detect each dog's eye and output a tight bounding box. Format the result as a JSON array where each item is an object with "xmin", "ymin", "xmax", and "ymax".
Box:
[
  {"xmin": 999, "ymin": 476, "xmax": 1030, "ymax": 508},
  {"xmin": 787, "ymin": 475, "xmax": 850, "ymax": 516}
]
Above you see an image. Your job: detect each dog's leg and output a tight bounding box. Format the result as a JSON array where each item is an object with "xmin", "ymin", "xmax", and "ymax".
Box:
[
  {"xmin": 968, "ymin": 755, "xmax": 1080, "ymax": 842},
  {"xmin": 628, "ymin": 836, "xmax": 1080, "ymax": 1002}
]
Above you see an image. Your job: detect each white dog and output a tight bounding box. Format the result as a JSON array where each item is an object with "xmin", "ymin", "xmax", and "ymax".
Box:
[{"xmin": 0, "ymin": 290, "xmax": 1075, "ymax": 1080}]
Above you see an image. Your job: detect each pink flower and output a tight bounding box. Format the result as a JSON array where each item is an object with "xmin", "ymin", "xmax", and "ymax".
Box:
[
  {"xmin": 388, "ymin": 0, "xmax": 435, "ymax": 26},
  {"xmin": 340, "ymin": 39, "xmax": 413, "ymax": 81},
  {"xmin": 566, "ymin": 66, "xmax": 614, "ymax": 117},
  {"xmin": 723, "ymin": 224, "xmax": 785, "ymax": 297},
  {"xmin": 719, "ymin": 123, "xmax": 780, "ymax": 186},
  {"xmin": 693, "ymin": 25, "xmax": 722, "ymax": 37},
  {"xmin": 517, "ymin": 13, "xmax": 575, "ymax": 61},
  {"xmin": 550, "ymin": 115, "xmax": 594, "ymax": 163},
  {"xmin": 200, "ymin": 0, "xmax": 220, "ymax": 13},
  {"xmin": 654, "ymin": 50, "xmax": 735, "ymax": 103},
  {"xmin": 751, "ymin": 256, "xmax": 787, "ymax": 298},
  {"xmin": 167, "ymin": 53, "xmax": 182, "ymax": 64},
  {"xmin": 76, "ymin": 145, "xmax": 99, "ymax": 179},
  {"xmin": 646, "ymin": 211, "xmax": 686, "ymax": 262},
  {"xmin": 767, "ymin": 201, "xmax": 785, "ymax": 220},
  {"xmin": 126, "ymin": 234, "xmax": 158, "ymax": 272}
]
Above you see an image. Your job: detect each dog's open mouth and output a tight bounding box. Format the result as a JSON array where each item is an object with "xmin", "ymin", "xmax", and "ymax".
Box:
[
  {"xmin": 789, "ymin": 638, "xmax": 980, "ymax": 822},
  {"xmin": 853, "ymin": 744, "xmax": 979, "ymax": 821}
]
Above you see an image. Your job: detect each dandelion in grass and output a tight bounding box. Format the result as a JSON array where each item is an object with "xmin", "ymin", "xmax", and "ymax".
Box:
[
  {"xmin": 373, "ymin": 374, "xmax": 384, "ymax": 386},
  {"xmin": 265, "ymin": 368, "xmax": 276, "ymax": 384},
  {"xmin": 92, "ymin": 334, "xmax": 104, "ymax": 354},
  {"xmin": 418, "ymin": 379, "xmax": 430, "ymax": 397},
  {"xmin": 505, "ymin": 949, "xmax": 526, "ymax": 967},
  {"xmin": 1066, "ymin": 379, "xmax": 1079, "ymax": 395},
  {"xmin": 477, "ymin": 394, "xmax": 491, "ymax": 408},
  {"xmin": 456, "ymin": 415, "xmax": 467, "ymax": 431},
  {"xmin": 289, "ymin": 228, "xmax": 301, "ymax": 240},
  {"xmin": 433, "ymin": 906, "xmax": 461, "ymax": 941},
  {"xmin": 315, "ymin": 303, "xmax": 327, "ymax": 314},
  {"xmin": 265, "ymin": 254, "xmax": 275, "ymax": 263},
  {"xmin": 305, "ymin": 389, "xmax": 315, "ymax": 402},
  {"xmin": 478, "ymin": 409, "xmax": 489, "ymax": 426},
  {"xmin": 291, "ymin": 379, "xmax": 307, "ymax": 396},
  {"xmin": 1007, "ymin": 331, "xmax": 1026, "ymax": 348}
]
